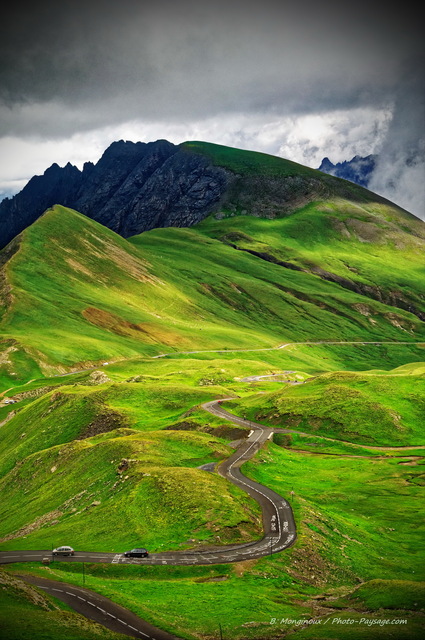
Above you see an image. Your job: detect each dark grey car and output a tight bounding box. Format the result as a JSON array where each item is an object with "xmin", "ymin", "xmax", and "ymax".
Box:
[{"xmin": 124, "ymin": 548, "xmax": 149, "ymax": 558}]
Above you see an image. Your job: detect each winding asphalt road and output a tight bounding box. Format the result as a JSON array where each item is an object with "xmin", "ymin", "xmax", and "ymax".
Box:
[
  {"xmin": 3, "ymin": 377, "xmax": 423, "ymax": 568},
  {"xmin": 151, "ymin": 340, "xmax": 424, "ymax": 359},
  {"xmin": 18, "ymin": 574, "xmax": 179, "ymax": 639},
  {"xmin": 0, "ymin": 399, "xmax": 296, "ymax": 568}
]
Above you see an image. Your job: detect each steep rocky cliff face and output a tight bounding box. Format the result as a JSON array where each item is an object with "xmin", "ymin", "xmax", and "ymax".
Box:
[
  {"xmin": 0, "ymin": 162, "xmax": 83, "ymax": 249},
  {"xmin": 0, "ymin": 140, "xmax": 394, "ymax": 249},
  {"xmin": 0, "ymin": 140, "xmax": 233, "ymax": 248},
  {"xmin": 83, "ymin": 142, "xmax": 232, "ymax": 237}
]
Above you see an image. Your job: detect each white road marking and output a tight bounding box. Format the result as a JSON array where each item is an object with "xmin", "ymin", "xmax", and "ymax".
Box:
[
  {"xmin": 208, "ymin": 400, "xmax": 298, "ymax": 546},
  {"xmin": 227, "ymin": 465, "xmax": 283, "ymax": 539}
]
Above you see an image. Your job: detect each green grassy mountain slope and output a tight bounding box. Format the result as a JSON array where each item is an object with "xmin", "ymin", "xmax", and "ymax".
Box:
[
  {"xmin": 0, "ymin": 194, "xmax": 424, "ymax": 390},
  {"xmin": 0, "ymin": 423, "xmax": 260, "ymax": 552},
  {"xmin": 0, "ymin": 370, "xmax": 262, "ymax": 552},
  {"xmin": 0, "ymin": 570, "xmax": 126, "ymax": 640},
  {"xmin": 183, "ymin": 141, "xmax": 412, "ymax": 213},
  {"xmin": 195, "ymin": 200, "xmax": 424, "ymax": 320},
  {"xmin": 227, "ymin": 365, "xmax": 425, "ymax": 446}
]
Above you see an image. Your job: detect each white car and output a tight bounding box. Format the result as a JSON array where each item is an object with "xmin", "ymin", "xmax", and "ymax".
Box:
[{"xmin": 52, "ymin": 545, "xmax": 74, "ymax": 556}]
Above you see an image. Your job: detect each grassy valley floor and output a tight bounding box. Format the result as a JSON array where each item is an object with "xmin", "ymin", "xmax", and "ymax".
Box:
[{"xmin": 1, "ymin": 354, "xmax": 424, "ymax": 639}]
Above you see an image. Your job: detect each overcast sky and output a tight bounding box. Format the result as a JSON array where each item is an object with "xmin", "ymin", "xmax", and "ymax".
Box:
[{"xmin": 1, "ymin": 0, "xmax": 423, "ymax": 218}]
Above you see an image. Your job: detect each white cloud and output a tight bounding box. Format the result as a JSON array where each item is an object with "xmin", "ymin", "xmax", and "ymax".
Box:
[
  {"xmin": 252, "ymin": 108, "xmax": 392, "ymax": 166},
  {"xmin": 0, "ymin": 107, "xmax": 390, "ymax": 195},
  {"xmin": 369, "ymin": 153, "xmax": 425, "ymax": 218}
]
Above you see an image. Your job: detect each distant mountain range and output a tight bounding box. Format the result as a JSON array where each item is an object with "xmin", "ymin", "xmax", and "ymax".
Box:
[
  {"xmin": 318, "ymin": 155, "xmax": 377, "ymax": 188},
  {"xmin": 0, "ymin": 141, "xmax": 392, "ymax": 250}
]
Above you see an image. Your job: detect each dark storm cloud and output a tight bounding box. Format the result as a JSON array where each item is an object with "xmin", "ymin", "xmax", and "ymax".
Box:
[
  {"xmin": 0, "ymin": 0, "xmax": 423, "ymax": 216},
  {"xmin": 369, "ymin": 62, "xmax": 425, "ymax": 214},
  {"xmin": 0, "ymin": 0, "xmax": 422, "ymax": 136}
]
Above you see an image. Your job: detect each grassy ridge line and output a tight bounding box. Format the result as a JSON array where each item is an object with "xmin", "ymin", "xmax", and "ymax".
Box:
[
  {"xmin": 212, "ymin": 400, "xmax": 425, "ymax": 452},
  {"xmin": 184, "ymin": 140, "xmax": 329, "ymax": 177},
  {"xmin": 196, "ymin": 202, "xmax": 425, "ymax": 285},
  {"xmin": 183, "ymin": 140, "xmax": 416, "ymax": 213},
  {"xmin": 1, "ymin": 201, "xmax": 424, "ymax": 390}
]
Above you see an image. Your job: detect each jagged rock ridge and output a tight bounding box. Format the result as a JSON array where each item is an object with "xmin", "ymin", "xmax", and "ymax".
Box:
[
  {"xmin": 0, "ymin": 140, "xmax": 232, "ymax": 249},
  {"xmin": 318, "ymin": 155, "xmax": 376, "ymax": 188},
  {"xmin": 0, "ymin": 141, "xmax": 394, "ymax": 250}
]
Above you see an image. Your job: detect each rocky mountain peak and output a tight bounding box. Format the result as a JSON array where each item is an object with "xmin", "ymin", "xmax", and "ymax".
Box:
[{"xmin": 0, "ymin": 141, "xmax": 402, "ymax": 250}]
